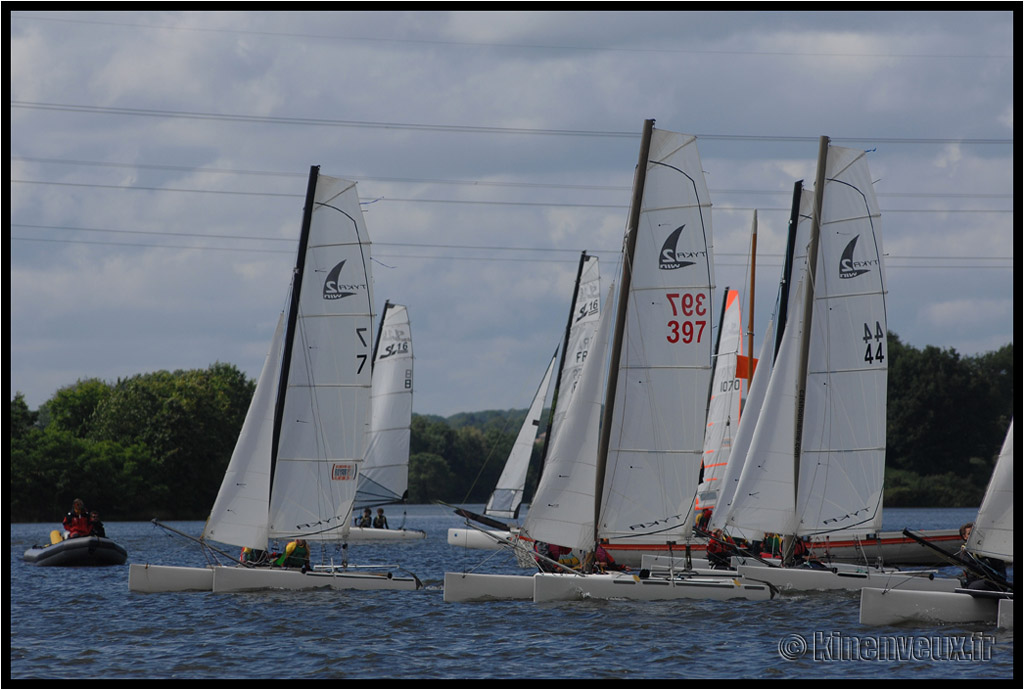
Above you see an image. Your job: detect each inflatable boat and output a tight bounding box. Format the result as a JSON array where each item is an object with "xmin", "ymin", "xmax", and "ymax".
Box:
[{"xmin": 23, "ymin": 535, "xmax": 128, "ymax": 566}]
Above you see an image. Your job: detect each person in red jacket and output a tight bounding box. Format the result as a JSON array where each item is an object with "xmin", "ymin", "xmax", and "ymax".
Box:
[{"xmin": 62, "ymin": 498, "xmax": 93, "ymax": 538}]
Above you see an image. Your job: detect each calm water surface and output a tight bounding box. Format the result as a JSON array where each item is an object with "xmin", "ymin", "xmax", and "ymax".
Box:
[{"xmin": 10, "ymin": 506, "xmax": 1014, "ymax": 679}]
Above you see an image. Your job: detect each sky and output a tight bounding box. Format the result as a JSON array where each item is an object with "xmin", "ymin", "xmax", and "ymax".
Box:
[{"xmin": 9, "ymin": 10, "xmax": 1016, "ymax": 418}]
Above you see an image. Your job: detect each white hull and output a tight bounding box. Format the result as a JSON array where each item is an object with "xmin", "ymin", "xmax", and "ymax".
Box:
[
  {"xmin": 446, "ymin": 527, "xmax": 510, "ymax": 550},
  {"xmin": 442, "ymin": 572, "xmax": 536, "ymax": 603},
  {"xmin": 532, "ymin": 572, "xmax": 774, "ymax": 602},
  {"xmin": 211, "ymin": 565, "xmax": 420, "ymax": 592},
  {"xmin": 860, "ymin": 587, "xmax": 1011, "ymax": 627},
  {"xmin": 128, "ymin": 563, "xmax": 214, "ymax": 593},
  {"xmin": 736, "ymin": 564, "xmax": 961, "ymax": 593},
  {"xmin": 347, "ymin": 526, "xmax": 426, "ymax": 542}
]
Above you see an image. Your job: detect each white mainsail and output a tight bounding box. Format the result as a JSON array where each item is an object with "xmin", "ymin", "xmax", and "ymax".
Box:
[
  {"xmin": 694, "ymin": 288, "xmax": 743, "ymax": 513},
  {"xmin": 598, "ymin": 126, "xmax": 715, "ymax": 544},
  {"xmin": 967, "ymin": 419, "xmax": 1014, "ymax": 563},
  {"xmin": 548, "ymin": 254, "xmax": 601, "ymax": 446},
  {"xmin": 268, "ymin": 173, "xmax": 374, "ymax": 541},
  {"xmin": 359, "ymin": 302, "xmax": 414, "ymax": 507},
  {"xmin": 722, "ymin": 141, "xmax": 887, "ymax": 539},
  {"xmin": 205, "ymin": 170, "xmax": 374, "ymax": 547},
  {"xmin": 484, "ymin": 351, "xmax": 558, "ymax": 519}
]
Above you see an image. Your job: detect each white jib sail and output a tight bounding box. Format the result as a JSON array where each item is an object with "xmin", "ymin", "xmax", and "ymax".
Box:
[
  {"xmin": 695, "ymin": 288, "xmax": 743, "ymax": 513},
  {"xmin": 268, "ymin": 174, "xmax": 374, "ymax": 541},
  {"xmin": 484, "ymin": 350, "xmax": 558, "ymax": 519},
  {"xmin": 203, "ymin": 312, "xmax": 285, "ymax": 550},
  {"xmin": 967, "ymin": 419, "xmax": 1013, "ymax": 563},
  {"xmin": 598, "ymin": 128, "xmax": 715, "ymax": 543},
  {"xmin": 359, "ymin": 303, "xmax": 413, "ymax": 506},
  {"xmin": 796, "ymin": 145, "xmax": 887, "ymax": 536},
  {"xmin": 523, "ymin": 283, "xmax": 616, "ymax": 551}
]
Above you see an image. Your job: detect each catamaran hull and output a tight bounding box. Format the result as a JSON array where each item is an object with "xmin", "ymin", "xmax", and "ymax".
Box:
[
  {"xmin": 736, "ymin": 564, "xmax": 961, "ymax": 593},
  {"xmin": 23, "ymin": 537, "xmax": 127, "ymax": 567},
  {"xmin": 445, "ymin": 528, "xmax": 516, "ymax": 550},
  {"xmin": 860, "ymin": 587, "xmax": 1012, "ymax": 627},
  {"xmin": 347, "ymin": 527, "xmax": 426, "ymax": 542},
  {"xmin": 602, "ymin": 528, "xmax": 962, "ymax": 568},
  {"xmin": 129, "ymin": 563, "xmax": 214, "ymax": 592},
  {"xmin": 210, "ymin": 565, "xmax": 421, "ymax": 592},
  {"xmin": 442, "ymin": 572, "xmax": 536, "ymax": 602},
  {"xmin": 532, "ymin": 572, "xmax": 774, "ymax": 602}
]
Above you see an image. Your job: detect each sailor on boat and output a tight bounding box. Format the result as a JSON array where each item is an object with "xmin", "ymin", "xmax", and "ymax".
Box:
[{"xmin": 274, "ymin": 539, "xmax": 312, "ymax": 570}]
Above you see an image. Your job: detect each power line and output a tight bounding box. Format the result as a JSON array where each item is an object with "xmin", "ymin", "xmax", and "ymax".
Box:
[
  {"xmin": 10, "ymin": 155, "xmax": 1015, "ymax": 200},
  {"xmin": 9, "ymin": 179, "xmax": 1013, "ymax": 214},
  {"xmin": 14, "ymin": 13, "xmax": 1013, "ymax": 61},
  {"xmin": 9, "ymin": 101, "xmax": 1014, "ymax": 145}
]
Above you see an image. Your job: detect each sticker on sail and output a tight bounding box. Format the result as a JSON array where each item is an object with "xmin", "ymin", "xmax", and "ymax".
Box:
[
  {"xmin": 331, "ymin": 463, "xmax": 356, "ymax": 480},
  {"xmin": 323, "ymin": 260, "xmax": 367, "ymax": 300},
  {"xmin": 838, "ymin": 235, "xmax": 878, "ymax": 279},
  {"xmin": 660, "ymin": 225, "xmax": 705, "ymax": 270}
]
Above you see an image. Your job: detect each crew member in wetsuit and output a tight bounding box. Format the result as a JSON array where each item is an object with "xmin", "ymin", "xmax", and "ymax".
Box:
[{"xmin": 373, "ymin": 508, "xmax": 389, "ymax": 529}]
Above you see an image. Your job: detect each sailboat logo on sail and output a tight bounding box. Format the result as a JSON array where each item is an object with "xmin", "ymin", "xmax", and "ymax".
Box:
[
  {"xmin": 839, "ymin": 235, "xmax": 877, "ymax": 279},
  {"xmin": 659, "ymin": 225, "xmax": 700, "ymax": 270},
  {"xmin": 323, "ymin": 260, "xmax": 366, "ymax": 300}
]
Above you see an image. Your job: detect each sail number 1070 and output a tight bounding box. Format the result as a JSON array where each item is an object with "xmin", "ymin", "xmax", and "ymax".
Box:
[{"xmin": 666, "ymin": 292, "xmax": 707, "ymax": 344}]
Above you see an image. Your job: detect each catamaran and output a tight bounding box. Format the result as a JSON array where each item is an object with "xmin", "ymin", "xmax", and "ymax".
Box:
[{"xmin": 129, "ymin": 167, "xmax": 421, "ymax": 593}]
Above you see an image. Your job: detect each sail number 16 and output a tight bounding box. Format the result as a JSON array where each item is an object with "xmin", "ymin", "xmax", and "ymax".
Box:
[{"xmin": 666, "ymin": 292, "xmax": 707, "ymax": 344}]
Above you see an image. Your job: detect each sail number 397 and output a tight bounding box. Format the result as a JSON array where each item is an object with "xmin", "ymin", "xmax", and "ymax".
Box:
[{"xmin": 666, "ymin": 292, "xmax": 707, "ymax": 344}]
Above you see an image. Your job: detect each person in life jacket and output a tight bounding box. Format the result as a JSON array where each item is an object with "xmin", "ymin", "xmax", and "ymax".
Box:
[
  {"xmin": 275, "ymin": 539, "xmax": 311, "ymax": 569},
  {"xmin": 373, "ymin": 508, "xmax": 389, "ymax": 529},
  {"xmin": 694, "ymin": 508, "xmax": 712, "ymax": 533},
  {"xmin": 706, "ymin": 529, "xmax": 733, "ymax": 569},
  {"xmin": 62, "ymin": 498, "xmax": 93, "ymax": 538},
  {"xmin": 357, "ymin": 507, "xmax": 373, "ymax": 528},
  {"xmin": 240, "ymin": 547, "xmax": 270, "ymax": 566},
  {"xmin": 594, "ymin": 542, "xmax": 629, "ymax": 573}
]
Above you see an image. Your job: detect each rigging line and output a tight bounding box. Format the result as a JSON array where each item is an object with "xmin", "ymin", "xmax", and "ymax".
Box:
[{"xmin": 10, "ymin": 102, "xmax": 1015, "ymax": 145}]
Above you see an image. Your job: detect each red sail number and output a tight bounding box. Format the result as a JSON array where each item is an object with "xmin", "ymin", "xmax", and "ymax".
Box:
[{"xmin": 666, "ymin": 293, "xmax": 707, "ymax": 344}]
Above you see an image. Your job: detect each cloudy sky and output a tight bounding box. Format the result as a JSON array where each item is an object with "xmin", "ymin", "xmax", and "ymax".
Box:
[{"xmin": 9, "ymin": 10, "xmax": 1015, "ymax": 417}]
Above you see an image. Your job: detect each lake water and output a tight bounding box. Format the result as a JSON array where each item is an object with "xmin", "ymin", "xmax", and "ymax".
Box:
[{"xmin": 10, "ymin": 505, "xmax": 1014, "ymax": 680}]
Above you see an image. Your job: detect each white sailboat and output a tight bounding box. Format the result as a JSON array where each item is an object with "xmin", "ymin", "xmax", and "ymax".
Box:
[
  {"xmin": 448, "ymin": 122, "xmax": 774, "ymax": 603},
  {"xmin": 129, "ymin": 167, "xmax": 421, "ymax": 593},
  {"xmin": 528, "ymin": 120, "xmax": 771, "ymax": 602},
  {"xmin": 860, "ymin": 419, "xmax": 1014, "ymax": 627},
  {"xmin": 447, "ymin": 253, "xmax": 601, "ymax": 551},
  {"xmin": 350, "ymin": 301, "xmax": 426, "ymax": 542},
  {"xmin": 714, "ymin": 138, "xmax": 952, "ymax": 594}
]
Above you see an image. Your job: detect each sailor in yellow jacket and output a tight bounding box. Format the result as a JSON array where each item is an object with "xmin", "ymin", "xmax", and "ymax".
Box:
[{"xmin": 275, "ymin": 538, "xmax": 311, "ymax": 569}]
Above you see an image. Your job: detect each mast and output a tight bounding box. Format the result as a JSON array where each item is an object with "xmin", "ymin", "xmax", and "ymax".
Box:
[
  {"xmin": 746, "ymin": 212, "xmax": 757, "ymax": 391},
  {"xmin": 594, "ymin": 118, "xmax": 654, "ymax": 546},
  {"xmin": 537, "ymin": 251, "xmax": 589, "ymax": 472},
  {"xmin": 270, "ymin": 164, "xmax": 320, "ymax": 493},
  {"xmin": 371, "ymin": 300, "xmax": 392, "ymax": 372},
  {"xmin": 787, "ymin": 136, "xmax": 828, "ymax": 561},
  {"xmin": 774, "ymin": 181, "xmax": 803, "ymax": 363}
]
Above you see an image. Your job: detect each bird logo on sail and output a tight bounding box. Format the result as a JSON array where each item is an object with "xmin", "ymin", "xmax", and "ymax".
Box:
[
  {"xmin": 659, "ymin": 225, "xmax": 697, "ymax": 270},
  {"xmin": 323, "ymin": 260, "xmax": 365, "ymax": 300},
  {"xmin": 838, "ymin": 235, "xmax": 877, "ymax": 279}
]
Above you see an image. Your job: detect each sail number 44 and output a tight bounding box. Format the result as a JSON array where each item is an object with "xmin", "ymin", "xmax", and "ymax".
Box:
[
  {"xmin": 863, "ymin": 321, "xmax": 885, "ymax": 363},
  {"xmin": 666, "ymin": 292, "xmax": 707, "ymax": 344}
]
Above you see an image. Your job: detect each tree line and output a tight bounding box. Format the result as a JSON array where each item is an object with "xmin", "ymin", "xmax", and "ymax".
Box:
[{"xmin": 9, "ymin": 334, "xmax": 1014, "ymax": 522}]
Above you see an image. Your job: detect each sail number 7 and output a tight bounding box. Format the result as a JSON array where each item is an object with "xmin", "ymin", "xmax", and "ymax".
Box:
[{"xmin": 666, "ymin": 292, "xmax": 707, "ymax": 344}]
